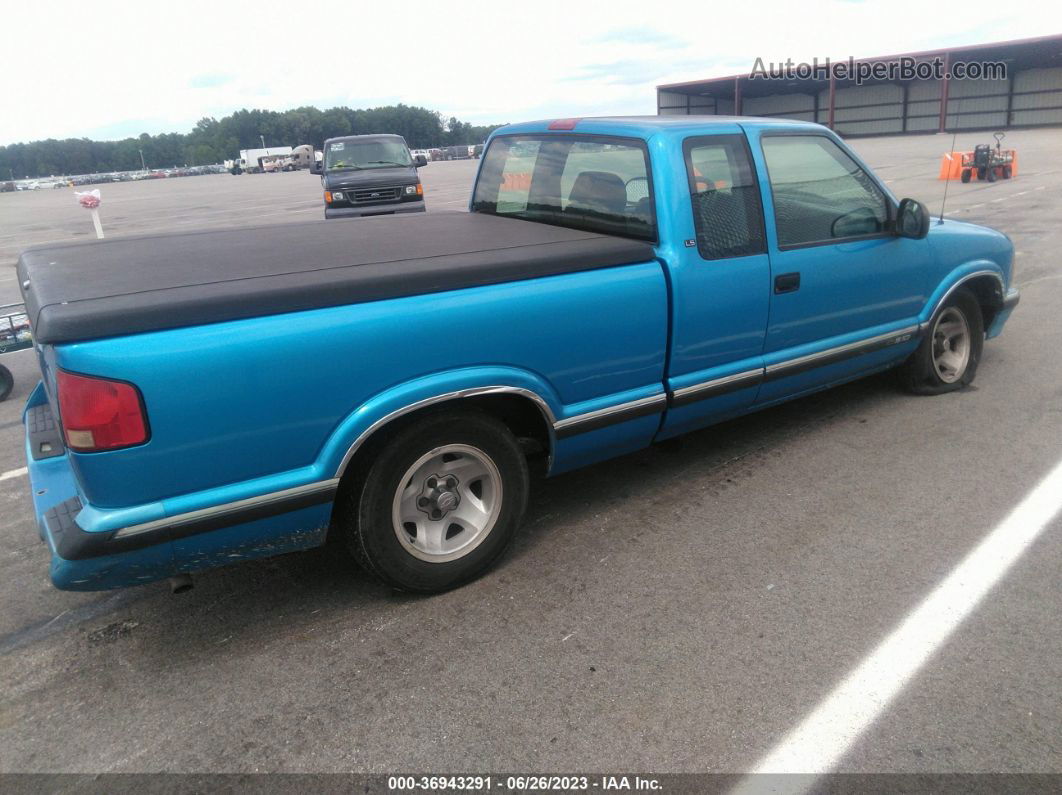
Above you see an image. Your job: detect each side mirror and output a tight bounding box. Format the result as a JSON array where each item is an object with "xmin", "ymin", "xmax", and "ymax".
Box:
[
  {"xmin": 830, "ymin": 206, "xmax": 880, "ymax": 238},
  {"xmin": 310, "ymin": 160, "xmax": 323, "ymax": 175},
  {"xmin": 896, "ymin": 198, "xmax": 929, "ymax": 239},
  {"xmin": 415, "ymin": 154, "xmax": 428, "ymax": 167}
]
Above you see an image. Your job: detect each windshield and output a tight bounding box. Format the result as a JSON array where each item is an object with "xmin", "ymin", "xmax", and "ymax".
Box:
[
  {"xmin": 325, "ymin": 139, "xmax": 412, "ymax": 171},
  {"xmin": 471, "ymin": 134, "xmax": 656, "ymax": 242}
]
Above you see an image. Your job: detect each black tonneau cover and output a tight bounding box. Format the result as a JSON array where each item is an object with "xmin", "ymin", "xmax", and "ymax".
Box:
[{"xmin": 18, "ymin": 212, "xmax": 655, "ymax": 344}]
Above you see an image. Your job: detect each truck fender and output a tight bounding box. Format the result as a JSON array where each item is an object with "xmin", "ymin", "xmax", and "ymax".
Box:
[
  {"xmin": 919, "ymin": 263, "xmax": 1006, "ymax": 334},
  {"xmin": 318, "ymin": 366, "xmax": 562, "ymax": 482}
]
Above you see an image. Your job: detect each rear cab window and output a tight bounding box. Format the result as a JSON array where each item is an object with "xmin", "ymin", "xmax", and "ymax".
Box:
[{"xmin": 472, "ymin": 134, "xmax": 656, "ymax": 242}]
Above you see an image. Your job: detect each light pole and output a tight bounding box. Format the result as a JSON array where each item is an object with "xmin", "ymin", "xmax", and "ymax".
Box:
[
  {"xmin": 259, "ymin": 135, "xmax": 266, "ymax": 150},
  {"xmin": 138, "ymin": 148, "xmax": 147, "ymax": 171}
]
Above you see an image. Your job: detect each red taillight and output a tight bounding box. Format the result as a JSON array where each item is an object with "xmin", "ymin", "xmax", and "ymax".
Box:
[
  {"xmin": 548, "ymin": 118, "xmax": 581, "ymax": 130},
  {"xmin": 56, "ymin": 370, "xmax": 148, "ymax": 452}
]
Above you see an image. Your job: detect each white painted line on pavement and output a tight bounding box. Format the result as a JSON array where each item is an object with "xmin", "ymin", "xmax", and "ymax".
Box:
[
  {"xmin": 733, "ymin": 455, "xmax": 1062, "ymax": 792},
  {"xmin": 0, "ymin": 466, "xmax": 28, "ymax": 482}
]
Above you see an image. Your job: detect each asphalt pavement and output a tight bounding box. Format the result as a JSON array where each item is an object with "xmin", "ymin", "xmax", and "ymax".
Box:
[{"xmin": 0, "ymin": 130, "xmax": 1060, "ymax": 777}]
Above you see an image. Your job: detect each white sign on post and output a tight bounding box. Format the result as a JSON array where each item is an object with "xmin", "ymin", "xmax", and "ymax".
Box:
[{"xmin": 74, "ymin": 190, "xmax": 104, "ymax": 239}]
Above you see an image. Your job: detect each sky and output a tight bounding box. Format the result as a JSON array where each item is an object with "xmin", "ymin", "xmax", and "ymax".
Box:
[{"xmin": 2, "ymin": 0, "xmax": 1059, "ymax": 145}]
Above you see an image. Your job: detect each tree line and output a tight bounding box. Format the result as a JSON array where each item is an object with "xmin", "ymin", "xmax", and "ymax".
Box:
[{"xmin": 1, "ymin": 104, "xmax": 505, "ymax": 179}]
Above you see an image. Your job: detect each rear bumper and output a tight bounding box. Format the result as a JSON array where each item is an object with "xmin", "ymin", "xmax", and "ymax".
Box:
[
  {"xmin": 23, "ymin": 383, "xmax": 332, "ymax": 591},
  {"xmin": 23, "ymin": 382, "xmax": 176, "ymax": 590},
  {"xmin": 325, "ymin": 201, "xmax": 425, "ymax": 219}
]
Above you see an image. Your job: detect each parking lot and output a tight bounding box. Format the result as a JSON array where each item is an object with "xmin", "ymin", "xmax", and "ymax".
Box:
[{"xmin": 1, "ymin": 129, "xmax": 1060, "ymax": 777}]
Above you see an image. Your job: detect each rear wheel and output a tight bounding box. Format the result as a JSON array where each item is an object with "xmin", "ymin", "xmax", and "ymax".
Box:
[
  {"xmin": 0, "ymin": 364, "xmax": 12, "ymax": 401},
  {"xmin": 342, "ymin": 410, "xmax": 529, "ymax": 592},
  {"xmin": 898, "ymin": 288, "xmax": 983, "ymax": 395},
  {"xmin": 960, "ymin": 169, "xmax": 972, "ymax": 183},
  {"xmin": 1002, "ymin": 165, "xmax": 1012, "ymax": 179}
]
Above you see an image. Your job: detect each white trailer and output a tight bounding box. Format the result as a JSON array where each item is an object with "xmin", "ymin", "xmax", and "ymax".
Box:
[{"xmin": 234, "ymin": 146, "xmax": 293, "ymax": 174}]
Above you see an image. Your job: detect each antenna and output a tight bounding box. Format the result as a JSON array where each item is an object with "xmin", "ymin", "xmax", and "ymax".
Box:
[
  {"xmin": 937, "ymin": 128, "xmax": 957, "ymax": 225},
  {"xmin": 938, "ymin": 90, "xmax": 964, "ymax": 226}
]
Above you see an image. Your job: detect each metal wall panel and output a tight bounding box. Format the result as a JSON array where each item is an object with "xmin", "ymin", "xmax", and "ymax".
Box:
[
  {"xmin": 945, "ymin": 76, "xmax": 1008, "ymax": 129},
  {"xmin": 907, "ymin": 79, "xmax": 942, "ymax": 101},
  {"xmin": 1013, "ymin": 67, "xmax": 1062, "ymax": 92},
  {"xmin": 836, "ymin": 87, "xmax": 903, "ymax": 132},
  {"xmin": 948, "ymin": 77, "xmax": 1008, "ymax": 98},
  {"xmin": 1012, "ymin": 91, "xmax": 1062, "ymax": 109},
  {"xmin": 1011, "ymin": 67, "xmax": 1062, "ymax": 126},
  {"xmin": 657, "ymin": 90, "xmax": 689, "ymax": 113},
  {"xmin": 689, "ymin": 96, "xmax": 717, "ymax": 114},
  {"xmin": 743, "ymin": 92, "xmax": 815, "ymax": 116},
  {"xmin": 1010, "ymin": 107, "xmax": 1062, "ymax": 124},
  {"xmin": 659, "ymin": 59, "xmax": 1062, "ymax": 132}
]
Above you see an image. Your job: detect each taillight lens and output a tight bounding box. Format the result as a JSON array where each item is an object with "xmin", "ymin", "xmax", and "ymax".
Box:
[{"xmin": 56, "ymin": 370, "xmax": 149, "ymax": 452}]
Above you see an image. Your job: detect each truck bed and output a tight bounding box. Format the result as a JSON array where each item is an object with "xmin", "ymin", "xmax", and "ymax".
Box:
[{"xmin": 17, "ymin": 212, "xmax": 655, "ymax": 344}]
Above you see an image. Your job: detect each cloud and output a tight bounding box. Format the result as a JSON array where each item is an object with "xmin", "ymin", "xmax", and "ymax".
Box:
[
  {"xmin": 0, "ymin": 0, "xmax": 1053, "ymax": 145},
  {"xmin": 567, "ymin": 59, "xmax": 713, "ymax": 87},
  {"xmin": 593, "ymin": 28, "xmax": 688, "ymax": 48},
  {"xmin": 189, "ymin": 73, "xmax": 233, "ymax": 89}
]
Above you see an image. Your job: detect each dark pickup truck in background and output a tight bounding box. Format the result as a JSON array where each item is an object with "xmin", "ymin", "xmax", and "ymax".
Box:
[{"xmin": 312, "ymin": 133, "xmax": 428, "ymax": 219}]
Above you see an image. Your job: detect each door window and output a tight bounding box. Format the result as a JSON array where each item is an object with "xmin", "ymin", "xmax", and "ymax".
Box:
[
  {"xmin": 761, "ymin": 135, "xmax": 888, "ymax": 247},
  {"xmin": 683, "ymin": 135, "xmax": 765, "ymax": 260}
]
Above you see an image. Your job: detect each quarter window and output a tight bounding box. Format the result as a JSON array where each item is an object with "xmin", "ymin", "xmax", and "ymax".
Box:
[
  {"xmin": 683, "ymin": 135, "xmax": 765, "ymax": 260},
  {"xmin": 761, "ymin": 135, "xmax": 888, "ymax": 247}
]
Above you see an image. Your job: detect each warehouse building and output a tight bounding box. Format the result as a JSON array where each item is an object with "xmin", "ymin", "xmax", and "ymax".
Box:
[{"xmin": 657, "ymin": 34, "xmax": 1062, "ymax": 135}]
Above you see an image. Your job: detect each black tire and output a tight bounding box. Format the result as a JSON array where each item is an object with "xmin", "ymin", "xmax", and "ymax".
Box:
[
  {"xmin": 987, "ymin": 167, "xmax": 997, "ymax": 183},
  {"xmin": 898, "ymin": 288, "xmax": 984, "ymax": 395},
  {"xmin": 342, "ymin": 410, "xmax": 529, "ymax": 593},
  {"xmin": 960, "ymin": 169, "xmax": 971, "ymax": 183},
  {"xmin": 1002, "ymin": 165, "xmax": 1012, "ymax": 179},
  {"xmin": 0, "ymin": 364, "xmax": 12, "ymax": 402}
]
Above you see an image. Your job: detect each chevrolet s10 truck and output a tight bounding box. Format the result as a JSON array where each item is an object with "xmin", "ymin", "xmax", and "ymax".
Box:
[{"xmin": 19, "ymin": 116, "xmax": 1019, "ymax": 594}]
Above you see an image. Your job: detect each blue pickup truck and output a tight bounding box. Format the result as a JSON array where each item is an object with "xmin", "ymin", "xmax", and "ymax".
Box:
[{"xmin": 18, "ymin": 116, "xmax": 1018, "ymax": 594}]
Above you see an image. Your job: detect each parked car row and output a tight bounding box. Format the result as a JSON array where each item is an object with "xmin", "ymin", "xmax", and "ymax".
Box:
[
  {"xmin": 2, "ymin": 165, "xmax": 228, "ymax": 191},
  {"xmin": 409, "ymin": 144, "xmax": 485, "ymax": 162}
]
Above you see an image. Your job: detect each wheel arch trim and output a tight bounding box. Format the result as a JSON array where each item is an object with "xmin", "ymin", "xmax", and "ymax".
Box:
[
  {"xmin": 331, "ymin": 383, "xmax": 559, "ymax": 480},
  {"xmin": 919, "ymin": 267, "xmax": 1005, "ymax": 334}
]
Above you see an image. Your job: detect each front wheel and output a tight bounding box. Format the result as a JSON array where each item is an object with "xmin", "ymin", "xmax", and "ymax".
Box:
[
  {"xmin": 342, "ymin": 410, "xmax": 529, "ymax": 592},
  {"xmin": 898, "ymin": 288, "xmax": 984, "ymax": 395}
]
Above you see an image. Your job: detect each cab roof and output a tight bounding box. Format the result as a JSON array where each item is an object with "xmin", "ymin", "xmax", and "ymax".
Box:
[{"xmin": 493, "ymin": 115, "xmax": 826, "ymax": 140}]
